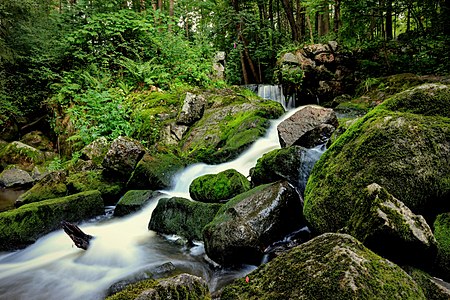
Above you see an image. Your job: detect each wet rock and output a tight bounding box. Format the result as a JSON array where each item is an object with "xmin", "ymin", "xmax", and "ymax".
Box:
[
  {"xmin": 107, "ymin": 273, "xmax": 210, "ymax": 300},
  {"xmin": 0, "ymin": 141, "xmax": 45, "ymax": 171},
  {"xmin": 277, "ymin": 105, "xmax": 338, "ymax": 148},
  {"xmin": 433, "ymin": 213, "xmax": 450, "ymax": 282},
  {"xmin": 176, "ymin": 92, "xmax": 207, "ymax": 126},
  {"xmin": 0, "ymin": 168, "xmax": 34, "ymax": 188},
  {"xmin": 114, "ymin": 190, "xmax": 160, "ymax": 217},
  {"xmin": 127, "ymin": 152, "xmax": 185, "ymax": 190},
  {"xmin": 220, "ymin": 233, "xmax": 426, "ymax": 300},
  {"xmin": 189, "ymin": 169, "xmax": 250, "ymax": 203},
  {"xmin": 0, "ymin": 190, "xmax": 104, "ymax": 251},
  {"xmin": 304, "ymin": 84, "xmax": 450, "ymax": 234},
  {"xmin": 81, "ymin": 137, "xmax": 110, "ymax": 165},
  {"xmin": 102, "ymin": 136, "xmax": 146, "ymax": 180},
  {"xmin": 403, "ymin": 266, "xmax": 450, "ymax": 300},
  {"xmin": 346, "ymin": 183, "xmax": 437, "ymax": 268},
  {"xmin": 203, "ymin": 181, "xmax": 304, "ymax": 266},
  {"xmin": 149, "ymin": 197, "xmax": 222, "ymax": 241}
]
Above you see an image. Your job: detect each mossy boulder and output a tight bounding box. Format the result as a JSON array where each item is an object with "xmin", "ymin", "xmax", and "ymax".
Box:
[
  {"xmin": 20, "ymin": 131, "xmax": 54, "ymax": 151},
  {"xmin": 0, "ymin": 190, "xmax": 104, "ymax": 251},
  {"xmin": 433, "ymin": 213, "xmax": 450, "ymax": 281},
  {"xmin": 102, "ymin": 136, "xmax": 146, "ymax": 180},
  {"xmin": 346, "ymin": 183, "xmax": 437, "ymax": 268},
  {"xmin": 15, "ymin": 171, "xmax": 68, "ymax": 207},
  {"xmin": 203, "ymin": 181, "xmax": 304, "ymax": 266},
  {"xmin": 66, "ymin": 170, "xmax": 123, "ymax": 205},
  {"xmin": 114, "ymin": 190, "xmax": 160, "ymax": 217},
  {"xmin": 148, "ymin": 197, "xmax": 222, "ymax": 242},
  {"xmin": 177, "ymin": 92, "xmax": 207, "ymax": 125},
  {"xmin": 220, "ymin": 233, "xmax": 426, "ymax": 300},
  {"xmin": 304, "ymin": 84, "xmax": 450, "ymax": 234},
  {"xmin": 0, "ymin": 141, "xmax": 46, "ymax": 171},
  {"xmin": 127, "ymin": 152, "xmax": 185, "ymax": 190},
  {"xmin": 80, "ymin": 137, "xmax": 110, "ymax": 165},
  {"xmin": 106, "ymin": 273, "xmax": 210, "ymax": 300},
  {"xmin": 189, "ymin": 169, "xmax": 250, "ymax": 203},
  {"xmin": 403, "ymin": 266, "xmax": 450, "ymax": 300},
  {"xmin": 182, "ymin": 99, "xmax": 284, "ymax": 164}
]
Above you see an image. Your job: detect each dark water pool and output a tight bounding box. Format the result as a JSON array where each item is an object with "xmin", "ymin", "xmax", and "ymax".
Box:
[{"xmin": 0, "ymin": 188, "xmax": 26, "ymax": 212}]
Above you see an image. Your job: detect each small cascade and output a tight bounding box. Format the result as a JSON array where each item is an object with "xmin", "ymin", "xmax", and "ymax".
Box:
[
  {"xmin": 245, "ymin": 84, "xmax": 295, "ymax": 110},
  {"xmin": 298, "ymin": 144, "xmax": 327, "ymax": 195}
]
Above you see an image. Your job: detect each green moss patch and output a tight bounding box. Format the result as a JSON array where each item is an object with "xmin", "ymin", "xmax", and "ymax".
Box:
[
  {"xmin": 433, "ymin": 213, "xmax": 450, "ymax": 281},
  {"xmin": 0, "ymin": 190, "xmax": 104, "ymax": 251},
  {"xmin": 114, "ymin": 190, "xmax": 159, "ymax": 217}
]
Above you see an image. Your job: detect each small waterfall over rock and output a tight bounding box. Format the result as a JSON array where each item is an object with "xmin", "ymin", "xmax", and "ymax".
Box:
[{"xmin": 245, "ymin": 84, "xmax": 295, "ymax": 110}]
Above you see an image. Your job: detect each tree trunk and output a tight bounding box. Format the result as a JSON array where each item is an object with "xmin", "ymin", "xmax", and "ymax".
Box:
[
  {"xmin": 385, "ymin": 0, "xmax": 393, "ymax": 40},
  {"xmin": 62, "ymin": 221, "xmax": 93, "ymax": 250},
  {"xmin": 158, "ymin": 0, "xmax": 162, "ymax": 10},
  {"xmin": 281, "ymin": 0, "xmax": 300, "ymax": 41},
  {"xmin": 334, "ymin": 0, "xmax": 341, "ymax": 32},
  {"xmin": 168, "ymin": 0, "xmax": 174, "ymax": 31},
  {"xmin": 240, "ymin": 50, "xmax": 249, "ymax": 85}
]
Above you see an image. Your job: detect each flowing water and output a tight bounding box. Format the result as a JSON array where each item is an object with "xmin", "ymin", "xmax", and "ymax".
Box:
[
  {"xmin": 245, "ymin": 84, "xmax": 295, "ymax": 110},
  {"xmin": 0, "ymin": 105, "xmax": 324, "ymax": 300}
]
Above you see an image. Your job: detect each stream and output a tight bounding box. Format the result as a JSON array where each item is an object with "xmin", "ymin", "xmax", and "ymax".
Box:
[{"xmin": 0, "ymin": 101, "xmax": 325, "ymax": 300}]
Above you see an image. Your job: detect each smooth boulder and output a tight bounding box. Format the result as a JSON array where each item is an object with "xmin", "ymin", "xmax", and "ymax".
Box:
[
  {"xmin": 220, "ymin": 233, "xmax": 426, "ymax": 300},
  {"xmin": 0, "ymin": 168, "xmax": 34, "ymax": 188},
  {"xmin": 203, "ymin": 181, "xmax": 304, "ymax": 266},
  {"xmin": 433, "ymin": 213, "xmax": 450, "ymax": 281},
  {"xmin": 277, "ymin": 105, "xmax": 338, "ymax": 148},
  {"xmin": 114, "ymin": 190, "xmax": 160, "ymax": 217},
  {"xmin": 149, "ymin": 197, "xmax": 222, "ymax": 242},
  {"xmin": 176, "ymin": 92, "xmax": 207, "ymax": 126},
  {"xmin": 189, "ymin": 169, "xmax": 250, "ymax": 203}
]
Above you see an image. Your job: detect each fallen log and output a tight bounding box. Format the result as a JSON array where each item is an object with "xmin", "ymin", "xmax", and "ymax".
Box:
[{"xmin": 61, "ymin": 220, "xmax": 93, "ymax": 250}]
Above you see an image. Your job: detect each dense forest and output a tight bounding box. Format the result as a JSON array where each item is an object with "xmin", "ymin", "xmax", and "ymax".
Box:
[{"xmin": 1, "ymin": 0, "xmax": 449, "ymax": 154}]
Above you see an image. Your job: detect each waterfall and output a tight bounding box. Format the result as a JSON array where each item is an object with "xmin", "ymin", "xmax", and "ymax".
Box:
[
  {"xmin": 245, "ymin": 84, "xmax": 295, "ymax": 110},
  {"xmin": 0, "ymin": 106, "xmax": 323, "ymax": 300}
]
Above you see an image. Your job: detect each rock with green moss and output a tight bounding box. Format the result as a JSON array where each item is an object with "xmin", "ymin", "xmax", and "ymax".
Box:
[
  {"xmin": 203, "ymin": 181, "xmax": 304, "ymax": 266},
  {"xmin": 66, "ymin": 170, "xmax": 123, "ymax": 205},
  {"xmin": 15, "ymin": 171, "xmax": 68, "ymax": 207},
  {"xmin": 114, "ymin": 190, "xmax": 160, "ymax": 217},
  {"xmin": 433, "ymin": 213, "xmax": 450, "ymax": 281},
  {"xmin": 177, "ymin": 92, "xmax": 207, "ymax": 125},
  {"xmin": 277, "ymin": 105, "xmax": 339, "ymax": 148},
  {"xmin": 102, "ymin": 136, "xmax": 146, "ymax": 180},
  {"xmin": 220, "ymin": 233, "xmax": 426, "ymax": 300},
  {"xmin": 106, "ymin": 273, "xmax": 210, "ymax": 300},
  {"xmin": 80, "ymin": 137, "xmax": 110, "ymax": 165},
  {"xmin": 127, "ymin": 152, "xmax": 185, "ymax": 190},
  {"xmin": 182, "ymin": 98, "xmax": 284, "ymax": 164},
  {"xmin": 149, "ymin": 197, "xmax": 221, "ymax": 241},
  {"xmin": 403, "ymin": 266, "xmax": 450, "ymax": 300},
  {"xmin": 304, "ymin": 84, "xmax": 450, "ymax": 234},
  {"xmin": 189, "ymin": 169, "xmax": 250, "ymax": 203},
  {"xmin": 0, "ymin": 190, "xmax": 104, "ymax": 251},
  {"xmin": 0, "ymin": 141, "xmax": 46, "ymax": 171},
  {"xmin": 20, "ymin": 131, "xmax": 54, "ymax": 152},
  {"xmin": 250, "ymin": 145, "xmax": 321, "ymax": 194},
  {"xmin": 346, "ymin": 183, "xmax": 437, "ymax": 268}
]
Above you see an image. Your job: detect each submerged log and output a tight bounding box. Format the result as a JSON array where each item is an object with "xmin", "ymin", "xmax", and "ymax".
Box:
[{"xmin": 61, "ymin": 221, "xmax": 93, "ymax": 250}]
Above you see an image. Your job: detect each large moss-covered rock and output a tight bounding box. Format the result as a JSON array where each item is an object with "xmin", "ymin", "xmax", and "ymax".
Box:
[
  {"xmin": 148, "ymin": 197, "xmax": 221, "ymax": 241},
  {"xmin": 0, "ymin": 141, "xmax": 46, "ymax": 171},
  {"xmin": 346, "ymin": 183, "xmax": 437, "ymax": 267},
  {"xmin": 182, "ymin": 98, "xmax": 284, "ymax": 164},
  {"xmin": 304, "ymin": 84, "xmax": 450, "ymax": 234},
  {"xmin": 220, "ymin": 233, "xmax": 426, "ymax": 300},
  {"xmin": 80, "ymin": 137, "xmax": 110, "ymax": 165},
  {"xmin": 433, "ymin": 213, "xmax": 450, "ymax": 281},
  {"xmin": 177, "ymin": 92, "xmax": 207, "ymax": 125},
  {"xmin": 403, "ymin": 266, "xmax": 450, "ymax": 300},
  {"xmin": 127, "ymin": 152, "xmax": 185, "ymax": 190},
  {"xmin": 0, "ymin": 190, "xmax": 104, "ymax": 251},
  {"xmin": 189, "ymin": 169, "xmax": 250, "ymax": 203},
  {"xmin": 20, "ymin": 131, "xmax": 54, "ymax": 152},
  {"xmin": 15, "ymin": 171, "xmax": 68, "ymax": 207},
  {"xmin": 203, "ymin": 181, "xmax": 304, "ymax": 266},
  {"xmin": 106, "ymin": 273, "xmax": 210, "ymax": 300},
  {"xmin": 102, "ymin": 136, "xmax": 146, "ymax": 180},
  {"xmin": 114, "ymin": 190, "xmax": 160, "ymax": 217}
]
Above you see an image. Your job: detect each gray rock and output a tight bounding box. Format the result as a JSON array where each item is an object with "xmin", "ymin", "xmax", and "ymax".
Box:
[
  {"xmin": 328, "ymin": 40, "xmax": 339, "ymax": 52},
  {"xmin": 347, "ymin": 183, "xmax": 437, "ymax": 267},
  {"xmin": 102, "ymin": 136, "xmax": 146, "ymax": 180},
  {"xmin": 0, "ymin": 168, "xmax": 33, "ymax": 188},
  {"xmin": 176, "ymin": 92, "xmax": 207, "ymax": 126},
  {"xmin": 303, "ymin": 43, "xmax": 331, "ymax": 56},
  {"xmin": 277, "ymin": 105, "xmax": 338, "ymax": 148},
  {"xmin": 280, "ymin": 52, "xmax": 299, "ymax": 64},
  {"xmin": 203, "ymin": 181, "xmax": 304, "ymax": 265},
  {"xmin": 81, "ymin": 137, "xmax": 110, "ymax": 164}
]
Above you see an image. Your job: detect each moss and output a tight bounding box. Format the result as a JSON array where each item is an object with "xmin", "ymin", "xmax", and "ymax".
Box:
[
  {"xmin": 16, "ymin": 171, "xmax": 68, "ymax": 206},
  {"xmin": 149, "ymin": 197, "xmax": 222, "ymax": 241},
  {"xmin": 66, "ymin": 170, "xmax": 123, "ymax": 205},
  {"xmin": 0, "ymin": 190, "xmax": 104, "ymax": 251},
  {"xmin": 189, "ymin": 169, "xmax": 250, "ymax": 203},
  {"xmin": 304, "ymin": 97, "xmax": 450, "ymax": 233},
  {"xmin": 114, "ymin": 190, "xmax": 158, "ymax": 217},
  {"xmin": 403, "ymin": 266, "xmax": 450, "ymax": 300},
  {"xmin": 221, "ymin": 233, "xmax": 425, "ymax": 300},
  {"xmin": 433, "ymin": 213, "xmax": 450, "ymax": 281},
  {"xmin": 0, "ymin": 141, "xmax": 46, "ymax": 171},
  {"xmin": 107, "ymin": 278, "xmax": 158, "ymax": 300}
]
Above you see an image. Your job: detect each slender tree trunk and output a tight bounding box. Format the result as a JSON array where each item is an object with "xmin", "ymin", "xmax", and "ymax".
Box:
[
  {"xmin": 168, "ymin": 0, "xmax": 174, "ymax": 31},
  {"xmin": 334, "ymin": 0, "xmax": 341, "ymax": 32},
  {"xmin": 296, "ymin": 0, "xmax": 305, "ymax": 39},
  {"xmin": 281, "ymin": 0, "xmax": 300, "ymax": 41},
  {"xmin": 306, "ymin": 14, "xmax": 314, "ymax": 43},
  {"xmin": 385, "ymin": 0, "xmax": 393, "ymax": 40},
  {"xmin": 240, "ymin": 50, "xmax": 249, "ymax": 84},
  {"xmin": 158, "ymin": 0, "xmax": 163, "ymax": 10}
]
